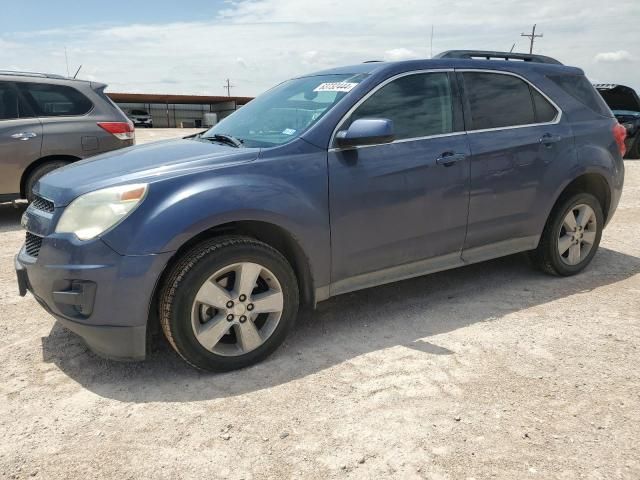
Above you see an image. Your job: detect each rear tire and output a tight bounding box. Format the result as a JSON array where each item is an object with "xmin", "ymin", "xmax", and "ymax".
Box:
[
  {"xmin": 159, "ymin": 236, "xmax": 299, "ymax": 372},
  {"xmin": 530, "ymin": 193, "xmax": 603, "ymax": 276},
  {"xmin": 626, "ymin": 136, "xmax": 640, "ymax": 159},
  {"xmin": 24, "ymin": 161, "xmax": 69, "ymax": 202}
]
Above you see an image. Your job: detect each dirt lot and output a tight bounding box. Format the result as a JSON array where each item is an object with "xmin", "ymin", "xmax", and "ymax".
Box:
[{"xmin": 0, "ymin": 132, "xmax": 638, "ymax": 479}]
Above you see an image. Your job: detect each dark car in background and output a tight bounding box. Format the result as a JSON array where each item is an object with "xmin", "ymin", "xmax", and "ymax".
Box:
[
  {"xmin": 595, "ymin": 84, "xmax": 640, "ymax": 158},
  {"xmin": 127, "ymin": 109, "xmax": 153, "ymax": 128},
  {"xmin": 0, "ymin": 71, "xmax": 135, "ymax": 202}
]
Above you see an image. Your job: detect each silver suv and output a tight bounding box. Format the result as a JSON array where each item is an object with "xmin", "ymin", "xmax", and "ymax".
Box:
[{"xmin": 0, "ymin": 71, "xmax": 135, "ymax": 201}]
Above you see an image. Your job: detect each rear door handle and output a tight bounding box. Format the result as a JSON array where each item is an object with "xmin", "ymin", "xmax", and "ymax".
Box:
[
  {"xmin": 436, "ymin": 152, "xmax": 466, "ymax": 167},
  {"xmin": 539, "ymin": 133, "xmax": 562, "ymax": 146},
  {"xmin": 11, "ymin": 132, "xmax": 38, "ymax": 141}
]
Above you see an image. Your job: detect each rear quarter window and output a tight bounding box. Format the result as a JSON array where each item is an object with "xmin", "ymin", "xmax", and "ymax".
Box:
[
  {"xmin": 17, "ymin": 83, "xmax": 93, "ymax": 117},
  {"xmin": 548, "ymin": 74, "xmax": 612, "ymax": 117}
]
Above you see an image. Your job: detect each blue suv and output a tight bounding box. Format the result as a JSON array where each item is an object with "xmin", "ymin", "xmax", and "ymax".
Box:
[{"xmin": 15, "ymin": 50, "xmax": 626, "ymax": 371}]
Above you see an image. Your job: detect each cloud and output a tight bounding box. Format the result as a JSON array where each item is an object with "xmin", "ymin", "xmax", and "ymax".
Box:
[
  {"xmin": 384, "ymin": 48, "xmax": 420, "ymax": 62},
  {"xmin": 0, "ymin": 0, "xmax": 639, "ymax": 95},
  {"xmin": 594, "ymin": 50, "xmax": 632, "ymax": 63}
]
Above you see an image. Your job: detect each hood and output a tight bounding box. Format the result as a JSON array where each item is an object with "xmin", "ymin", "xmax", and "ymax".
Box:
[
  {"xmin": 37, "ymin": 138, "xmax": 259, "ymax": 206},
  {"xmin": 595, "ymin": 84, "xmax": 640, "ymax": 113}
]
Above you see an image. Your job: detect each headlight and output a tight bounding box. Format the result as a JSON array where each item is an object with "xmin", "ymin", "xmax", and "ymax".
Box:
[{"xmin": 56, "ymin": 184, "xmax": 148, "ymax": 240}]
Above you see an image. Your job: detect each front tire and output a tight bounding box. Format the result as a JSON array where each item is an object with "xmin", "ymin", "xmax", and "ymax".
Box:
[
  {"xmin": 531, "ymin": 193, "xmax": 604, "ymax": 276},
  {"xmin": 25, "ymin": 160, "xmax": 69, "ymax": 202},
  {"xmin": 159, "ymin": 236, "xmax": 299, "ymax": 372}
]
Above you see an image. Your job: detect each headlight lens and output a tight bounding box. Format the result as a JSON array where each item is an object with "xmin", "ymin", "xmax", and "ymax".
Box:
[{"xmin": 56, "ymin": 184, "xmax": 148, "ymax": 240}]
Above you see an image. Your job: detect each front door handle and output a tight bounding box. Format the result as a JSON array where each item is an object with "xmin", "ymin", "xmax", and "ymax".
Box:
[
  {"xmin": 539, "ymin": 133, "xmax": 562, "ymax": 146},
  {"xmin": 436, "ymin": 152, "xmax": 466, "ymax": 167},
  {"xmin": 11, "ymin": 132, "xmax": 38, "ymax": 141}
]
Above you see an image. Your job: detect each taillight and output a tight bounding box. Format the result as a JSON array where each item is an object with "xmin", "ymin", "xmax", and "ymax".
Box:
[
  {"xmin": 613, "ymin": 123, "xmax": 627, "ymax": 157},
  {"xmin": 97, "ymin": 121, "xmax": 135, "ymax": 141}
]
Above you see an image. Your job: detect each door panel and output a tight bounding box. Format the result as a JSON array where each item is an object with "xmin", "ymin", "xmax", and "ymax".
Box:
[
  {"xmin": 459, "ymin": 70, "xmax": 576, "ymax": 256},
  {"xmin": 328, "ymin": 71, "xmax": 471, "ymax": 290},
  {"xmin": 329, "ymin": 134, "xmax": 470, "ymax": 285},
  {"xmin": 0, "ymin": 82, "xmax": 42, "ymax": 195},
  {"xmin": 463, "ymin": 123, "xmax": 574, "ymax": 254}
]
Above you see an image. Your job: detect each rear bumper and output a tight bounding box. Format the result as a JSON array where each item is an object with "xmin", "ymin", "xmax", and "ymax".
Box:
[{"xmin": 15, "ymin": 238, "xmax": 173, "ymax": 361}]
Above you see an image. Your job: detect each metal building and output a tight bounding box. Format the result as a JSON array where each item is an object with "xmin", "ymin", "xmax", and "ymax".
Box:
[{"xmin": 106, "ymin": 93, "xmax": 253, "ymax": 128}]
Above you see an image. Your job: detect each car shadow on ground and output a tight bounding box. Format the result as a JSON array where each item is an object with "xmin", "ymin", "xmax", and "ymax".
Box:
[{"xmin": 39, "ymin": 245, "xmax": 640, "ymax": 403}]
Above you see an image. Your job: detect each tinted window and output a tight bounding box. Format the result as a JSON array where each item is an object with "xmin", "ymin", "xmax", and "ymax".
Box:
[
  {"xmin": 18, "ymin": 83, "xmax": 92, "ymax": 116},
  {"xmin": 0, "ymin": 82, "xmax": 19, "ymax": 120},
  {"xmin": 348, "ymin": 72, "xmax": 454, "ymax": 140},
  {"xmin": 548, "ymin": 74, "xmax": 612, "ymax": 117},
  {"xmin": 463, "ymin": 73, "xmax": 535, "ymax": 130},
  {"xmin": 531, "ymin": 88, "xmax": 557, "ymax": 123}
]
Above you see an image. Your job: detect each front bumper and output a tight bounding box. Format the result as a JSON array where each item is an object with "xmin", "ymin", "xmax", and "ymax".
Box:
[{"xmin": 15, "ymin": 236, "xmax": 173, "ymax": 361}]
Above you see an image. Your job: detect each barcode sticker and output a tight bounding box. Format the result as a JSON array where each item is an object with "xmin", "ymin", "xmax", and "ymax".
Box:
[{"xmin": 313, "ymin": 82, "xmax": 358, "ymax": 93}]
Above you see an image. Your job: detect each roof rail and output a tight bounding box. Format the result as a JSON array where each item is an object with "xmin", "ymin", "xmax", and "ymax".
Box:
[
  {"xmin": 435, "ymin": 50, "xmax": 563, "ymax": 65},
  {"xmin": 0, "ymin": 70, "xmax": 68, "ymax": 79}
]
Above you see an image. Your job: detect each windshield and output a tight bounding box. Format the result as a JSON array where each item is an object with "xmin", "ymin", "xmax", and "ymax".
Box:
[{"xmin": 202, "ymin": 73, "xmax": 367, "ymax": 148}]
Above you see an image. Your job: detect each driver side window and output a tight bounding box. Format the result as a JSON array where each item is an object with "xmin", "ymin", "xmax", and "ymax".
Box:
[{"xmin": 347, "ymin": 72, "xmax": 454, "ymax": 140}]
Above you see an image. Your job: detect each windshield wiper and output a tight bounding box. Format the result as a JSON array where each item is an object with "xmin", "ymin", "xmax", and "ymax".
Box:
[{"xmin": 202, "ymin": 133, "xmax": 244, "ymax": 148}]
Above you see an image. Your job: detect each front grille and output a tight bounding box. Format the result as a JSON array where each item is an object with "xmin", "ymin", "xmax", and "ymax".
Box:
[
  {"xmin": 25, "ymin": 232, "xmax": 43, "ymax": 257},
  {"xmin": 31, "ymin": 195, "xmax": 55, "ymax": 213}
]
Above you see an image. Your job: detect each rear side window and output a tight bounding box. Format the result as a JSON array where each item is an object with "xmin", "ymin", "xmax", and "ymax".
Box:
[
  {"xmin": 17, "ymin": 83, "xmax": 93, "ymax": 116},
  {"xmin": 548, "ymin": 74, "xmax": 612, "ymax": 117},
  {"xmin": 348, "ymin": 72, "xmax": 454, "ymax": 140},
  {"xmin": 462, "ymin": 72, "xmax": 535, "ymax": 130},
  {"xmin": 0, "ymin": 82, "xmax": 19, "ymax": 120},
  {"xmin": 0, "ymin": 81, "xmax": 35, "ymax": 120},
  {"xmin": 531, "ymin": 89, "xmax": 558, "ymax": 122}
]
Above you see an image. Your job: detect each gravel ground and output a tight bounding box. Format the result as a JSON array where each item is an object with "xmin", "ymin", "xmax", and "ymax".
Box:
[{"xmin": 0, "ymin": 132, "xmax": 638, "ymax": 479}]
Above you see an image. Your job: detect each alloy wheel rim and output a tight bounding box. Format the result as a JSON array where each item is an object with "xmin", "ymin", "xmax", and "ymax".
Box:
[
  {"xmin": 191, "ymin": 262, "xmax": 284, "ymax": 356},
  {"xmin": 557, "ymin": 203, "xmax": 597, "ymax": 266}
]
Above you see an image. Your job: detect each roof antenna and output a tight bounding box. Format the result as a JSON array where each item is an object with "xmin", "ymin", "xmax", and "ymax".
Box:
[
  {"xmin": 509, "ymin": 43, "xmax": 516, "ymax": 53},
  {"xmin": 73, "ymin": 65, "xmax": 82, "ymax": 79},
  {"xmin": 64, "ymin": 47, "xmax": 70, "ymax": 77},
  {"xmin": 430, "ymin": 25, "xmax": 434, "ymax": 58}
]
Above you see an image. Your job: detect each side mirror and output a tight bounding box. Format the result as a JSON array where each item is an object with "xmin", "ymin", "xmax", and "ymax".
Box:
[{"xmin": 335, "ymin": 118, "xmax": 394, "ymax": 148}]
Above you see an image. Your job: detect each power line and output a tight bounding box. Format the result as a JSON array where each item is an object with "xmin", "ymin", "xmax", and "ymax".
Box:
[
  {"xmin": 520, "ymin": 24, "xmax": 543, "ymax": 54},
  {"xmin": 223, "ymin": 78, "xmax": 235, "ymax": 97}
]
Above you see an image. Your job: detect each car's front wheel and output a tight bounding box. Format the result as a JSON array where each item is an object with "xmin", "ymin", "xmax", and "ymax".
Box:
[
  {"xmin": 531, "ymin": 192, "xmax": 604, "ymax": 276},
  {"xmin": 159, "ymin": 236, "xmax": 299, "ymax": 371}
]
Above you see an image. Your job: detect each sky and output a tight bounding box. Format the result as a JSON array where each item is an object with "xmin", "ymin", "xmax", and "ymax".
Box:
[{"xmin": 1, "ymin": 0, "xmax": 638, "ymax": 97}]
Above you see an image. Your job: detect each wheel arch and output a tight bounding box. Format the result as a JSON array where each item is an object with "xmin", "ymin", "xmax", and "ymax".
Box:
[
  {"xmin": 549, "ymin": 172, "xmax": 612, "ymax": 224},
  {"xmin": 20, "ymin": 154, "xmax": 80, "ymax": 198},
  {"xmin": 147, "ymin": 220, "xmax": 317, "ymax": 339}
]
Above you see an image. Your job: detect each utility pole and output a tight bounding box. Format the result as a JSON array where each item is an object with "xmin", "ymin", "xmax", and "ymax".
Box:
[
  {"xmin": 521, "ymin": 24, "xmax": 543, "ymax": 54},
  {"xmin": 223, "ymin": 79, "xmax": 235, "ymax": 97}
]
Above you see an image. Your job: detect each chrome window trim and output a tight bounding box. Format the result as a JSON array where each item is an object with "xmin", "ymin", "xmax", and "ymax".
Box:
[
  {"xmin": 328, "ymin": 69, "xmax": 455, "ymax": 152},
  {"xmin": 328, "ymin": 67, "xmax": 563, "ymax": 152}
]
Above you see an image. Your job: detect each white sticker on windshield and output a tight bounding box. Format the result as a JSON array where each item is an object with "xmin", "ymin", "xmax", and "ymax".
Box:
[
  {"xmin": 313, "ymin": 82, "xmax": 358, "ymax": 93},
  {"xmin": 282, "ymin": 128, "xmax": 296, "ymax": 135}
]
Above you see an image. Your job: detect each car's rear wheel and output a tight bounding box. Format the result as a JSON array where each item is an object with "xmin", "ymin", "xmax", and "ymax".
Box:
[
  {"xmin": 24, "ymin": 160, "xmax": 69, "ymax": 202},
  {"xmin": 159, "ymin": 236, "xmax": 299, "ymax": 371},
  {"xmin": 531, "ymin": 193, "xmax": 603, "ymax": 276}
]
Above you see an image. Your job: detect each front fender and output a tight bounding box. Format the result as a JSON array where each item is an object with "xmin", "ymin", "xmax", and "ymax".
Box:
[{"xmin": 101, "ymin": 153, "xmax": 331, "ymax": 288}]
